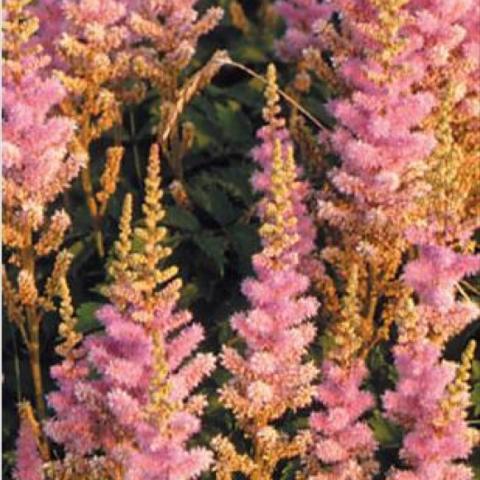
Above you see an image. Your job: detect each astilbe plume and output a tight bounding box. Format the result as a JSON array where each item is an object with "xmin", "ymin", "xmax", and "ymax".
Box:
[
  {"xmin": 33, "ymin": 0, "xmax": 134, "ymax": 129},
  {"xmin": 278, "ymin": 2, "xmax": 480, "ymax": 479},
  {"xmin": 213, "ymin": 65, "xmax": 319, "ymax": 479},
  {"xmin": 31, "ymin": 0, "xmax": 135, "ymax": 257},
  {"xmin": 277, "ymin": 0, "xmax": 436, "ymax": 358},
  {"xmin": 312, "ymin": 0, "xmax": 439, "ymax": 245},
  {"xmin": 45, "ymin": 145, "xmax": 215, "ymax": 479},
  {"xmin": 3, "ymin": 0, "xmax": 84, "ymax": 421},
  {"xmin": 384, "ymin": 340, "xmax": 478, "ymax": 480},
  {"xmin": 14, "ymin": 402, "xmax": 45, "ymax": 480},
  {"xmin": 308, "ymin": 267, "xmax": 378, "ymax": 479},
  {"xmin": 128, "ymin": 0, "xmax": 225, "ymax": 203},
  {"xmin": 375, "ymin": 0, "xmax": 480, "ymax": 476},
  {"xmin": 383, "ymin": 244, "xmax": 480, "ymax": 479},
  {"xmin": 3, "ymin": 0, "xmax": 83, "ymax": 229},
  {"xmin": 309, "ymin": 360, "xmax": 377, "ymax": 480},
  {"xmin": 129, "ymin": 0, "xmax": 224, "ymax": 80},
  {"xmin": 275, "ymin": 0, "xmax": 332, "ymax": 61},
  {"xmin": 251, "ymin": 64, "xmax": 322, "ymax": 280}
]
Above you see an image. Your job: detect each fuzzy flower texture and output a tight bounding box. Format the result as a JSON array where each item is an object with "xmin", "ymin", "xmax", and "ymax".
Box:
[
  {"xmin": 309, "ymin": 359, "xmax": 378, "ymax": 480},
  {"xmin": 3, "ymin": 0, "xmax": 84, "ymax": 230},
  {"xmin": 214, "ymin": 64, "xmax": 319, "ymax": 477},
  {"xmin": 45, "ymin": 145, "xmax": 215, "ymax": 480}
]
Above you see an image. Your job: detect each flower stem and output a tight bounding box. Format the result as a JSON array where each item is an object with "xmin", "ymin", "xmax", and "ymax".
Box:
[{"xmin": 81, "ymin": 165, "xmax": 105, "ymax": 257}]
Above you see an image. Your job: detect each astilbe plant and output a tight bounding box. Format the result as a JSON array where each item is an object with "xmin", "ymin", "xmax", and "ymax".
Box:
[
  {"xmin": 383, "ymin": 245, "xmax": 480, "ymax": 479},
  {"xmin": 277, "ymin": 0, "xmax": 436, "ymax": 369},
  {"xmin": 31, "ymin": 0, "xmax": 136, "ymax": 257},
  {"xmin": 43, "ymin": 144, "xmax": 215, "ymax": 479},
  {"xmin": 275, "ymin": 0, "xmax": 332, "ymax": 61},
  {"xmin": 311, "ymin": 0, "xmax": 438, "ymax": 310},
  {"xmin": 33, "ymin": 0, "xmax": 227, "ymax": 256},
  {"xmin": 380, "ymin": 1, "xmax": 480, "ymax": 477},
  {"xmin": 14, "ymin": 402, "xmax": 48, "ymax": 480},
  {"xmin": 212, "ymin": 64, "xmax": 319, "ymax": 479},
  {"xmin": 128, "ymin": 0, "xmax": 225, "ymax": 207},
  {"xmin": 2, "ymin": 0, "xmax": 84, "ymax": 421},
  {"xmin": 307, "ymin": 266, "xmax": 378, "ymax": 480},
  {"xmin": 276, "ymin": 1, "xmax": 480, "ymax": 478}
]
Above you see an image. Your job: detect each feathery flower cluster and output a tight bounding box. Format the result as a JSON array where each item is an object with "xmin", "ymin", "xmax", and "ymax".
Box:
[
  {"xmin": 309, "ymin": 360, "xmax": 377, "ymax": 480},
  {"xmin": 45, "ymin": 145, "xmax": 215, "ymax": 479},
  {"xmin": 251, "ymin": 64, "xmax": 321, "ymax": 278},
  {"xmin": 30, "ymin": 0, "xmax": 134, "ymax": 256},
  {"xmin": 277, "ymin": 1, "xmax": 480, "ymax": 479},
  {"xmin": 275, "ymin": 0, "xmax": 331, "ymax": 61},
  {"xmin": 313, "ymin": 1, "xmax": 438, "ymax": 241},
  {"xmin": 129, "ymin": 0, "xmax": 223, "ymax": 82},
  {"xmin": 213, "ymin": 64, "xmax": 319, "ymax": 478},
  {"xmin": 14, "ymin": 403, "xmax": 44, "ymax": 480},
  {"xmin": 308, "ymin": 266, "xmax": 378, "ymax": 479},
  {"xmin": 384, "ymin": 244, "xmax": 480, "ymax": 479},
  {"xmin": 3, "ymin": 0, "xmax": 83, "ymax": 229},
  {"xmin": 3, "ymin": 0, "xmax": 84, "ymax": 423},
  {"xmin": 384, "ymin": 340, "xmax": 478, "ymax": 480}
]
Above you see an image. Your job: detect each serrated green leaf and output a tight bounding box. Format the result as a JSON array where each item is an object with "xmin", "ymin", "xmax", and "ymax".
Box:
[
  {"xmin": 472, "ymin": 384, "xmax": 480, "ymax": 416},
  {"xmin": 178, "ymin": 283, "xmax": 200, "ymax": 308},
  {"xmin": 214, "ymin": 102, "xmax": 253, "ymax": 145},
  {"xmin": 211, "ymin": 164, "xmax": 255, "ymax": 204},
  {"xmin": 193, "ymin": 233, "xmax": 227, "ymax": 276},
  {"xmin": 185, "ymin": 110, "xmax": 220, "ymax": 151},
  {"xmin": 164, "ymin": 205, "xmax": 201, "ymax": 232},
  {"xmin": 76, "ymin": 302, "xmax": 103, "ymax": 333},
  {"xmin": 225, "ymin": 81, "xmax": 264, "ymax": 108},
  {"xmin": 189, "ymin": 184, "xmax": 239, "ymax": 225},
  {"xmin": 369, "ymin": 411, "xmax": 403, "ymax": 447},
  {"xmin": 226, "ymin": 223, "xmax": 260, "ymax": 275}
]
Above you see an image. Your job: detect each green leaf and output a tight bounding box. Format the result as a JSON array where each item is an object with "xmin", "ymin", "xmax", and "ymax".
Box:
[
  {"xmin": 188, "ymin": 184, "xmax": 239, "ymax": 225},
  {"xmin": 76, "ymin": 302, "xmax": 103, "ymax": 333},
  {"xmin": 178, "ymin": 283, "xmax": 200, "ymax": 308},
  {"xmin": 210, "ymin": 164, "xmax": 255, "ymax": 204},
  {"xmin": 472, "ymin": 383, "xmax": 480, "ymax": 416},
  {"xmin": 232, "ymin": 44, "xmax": 267, "ymax": 63},
  {"xmin": 164, "ymin": 205, "xmax": 201, "ymax": 232},
  {"xmin": 185, "ymin": 110, "xmax": 221, "ymax": 151},
  {"xmin": 472, "ymin": 360, "xmax": 480, "ymax": 382},
  {"xmin": 214, "ymin": 101, "xmax": 253, "ymax": 145},
  {"xmin": 193, "ymin": 233, "xmax": 227, "ymax": 276},
  {"xmin": 226, "ymin": 223, "xmax": 260, "ymax": 275},
  {"xmin": 369, "ymin": 411, "xmax": 403, "ymax": 447},
  {"xmin": 225, "ymin": 80, "xmax": 264, "ymax": 109}
]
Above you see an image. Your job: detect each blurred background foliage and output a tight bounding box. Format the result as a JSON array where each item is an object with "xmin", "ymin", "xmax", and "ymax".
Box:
[{"xmin": 2, "ymin": 0, "xmax": 479, "ymax": 478}]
